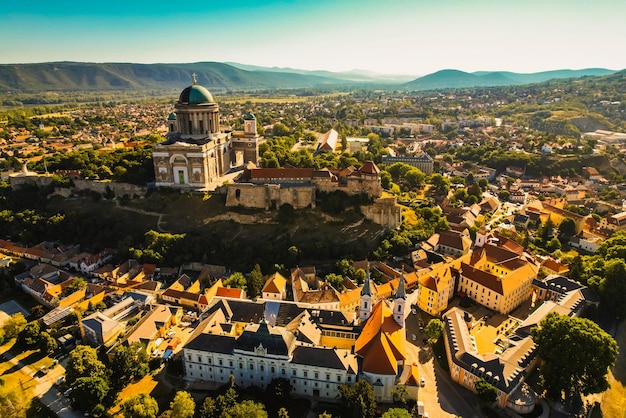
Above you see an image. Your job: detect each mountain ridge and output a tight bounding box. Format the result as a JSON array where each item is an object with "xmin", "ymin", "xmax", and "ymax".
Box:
[{"xmin": 0, "ymin": 61, "xmax": 619, "ymax": 94}]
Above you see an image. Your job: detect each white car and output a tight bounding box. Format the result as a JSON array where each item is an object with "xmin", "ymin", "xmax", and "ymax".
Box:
[{"xmin": 420, "ymin": 377, "xmax": 426, "ymax": 387}]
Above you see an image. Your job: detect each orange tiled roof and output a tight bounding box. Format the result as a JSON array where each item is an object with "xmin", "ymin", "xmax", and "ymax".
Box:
[
  {"xmin": 262, "ymin": 272, "xmax": 287, "ymax": 294},
  {"xmin": 216, "ymin": 287, "xmax": 244, "ymax": 299},
  {"xmin": 355, "ymin": 300, "xmax": 406, "ymax": 375}
]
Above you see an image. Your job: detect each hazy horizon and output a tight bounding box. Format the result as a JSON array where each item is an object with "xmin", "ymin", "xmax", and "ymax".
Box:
[{"xmin": 1, "ymin": 0, "xmax": 625, "ymax": 75}]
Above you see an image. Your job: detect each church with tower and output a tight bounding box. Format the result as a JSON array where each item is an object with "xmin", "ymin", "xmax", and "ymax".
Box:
[
  {"xmin": 181, "ymin": 267, "xmax": 412, "ymax": 403},
  {"xmin": 152, "ymin": 75, "xmax": 259, "ymax": 189}
]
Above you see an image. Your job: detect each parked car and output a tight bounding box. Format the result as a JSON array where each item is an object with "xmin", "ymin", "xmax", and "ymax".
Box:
[
  {"xmin": 420, "ymin": 377, "xmax": 426, "ymax": 387},
  {"xmin": 55, "ymin": 376, "xmax": 65, "ymax": 386}
]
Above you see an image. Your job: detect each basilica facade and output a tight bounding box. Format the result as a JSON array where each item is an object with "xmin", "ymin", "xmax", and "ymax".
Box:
[{"xmin": 152, "ymin": 76, "xmax": 259, "ymax": 189}]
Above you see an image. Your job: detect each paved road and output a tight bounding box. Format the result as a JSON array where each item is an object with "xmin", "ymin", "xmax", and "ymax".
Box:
[
  {"xmin": 1, "ymin": 349, "xmax": 82, "ymax": 417},
  {"xmin": 404, "ymin": 311, "xmax": 481, "ymax": 418}
]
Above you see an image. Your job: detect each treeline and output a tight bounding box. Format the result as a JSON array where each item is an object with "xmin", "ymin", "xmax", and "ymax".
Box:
[{"xmin": 27, "ymin": 146, "xmax": 156, "ymax": 185}]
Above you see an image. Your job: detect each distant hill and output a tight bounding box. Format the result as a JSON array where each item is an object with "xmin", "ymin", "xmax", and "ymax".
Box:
[
  {"xmin": 224, "ymin": 62, "xmax": 417, "ymax": 83},
  {"xmin": 403, "ymin": 68, "xmax": 617, "ymax": 90},
  {"xmin": 0, "ymin": 61, "xmax": 361, "ymax": 93},
  {"xmin": 0, "ymin": 61, "xmax": 620, "ymax": 96}
]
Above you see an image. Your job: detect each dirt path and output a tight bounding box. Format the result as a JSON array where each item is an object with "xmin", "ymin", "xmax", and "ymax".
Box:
[{"xmin": 114, "ymin": 200, "xmax": 168, "ymax": 232}]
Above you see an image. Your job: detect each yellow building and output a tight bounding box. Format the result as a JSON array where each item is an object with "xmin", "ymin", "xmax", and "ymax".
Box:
[
  {"xmin": 457, "ymin": 244, "xmax": 538, "ymax": 314},
  {"xmin": 416, "ymin": 254, "xmax": 469, "ymax": 316}
]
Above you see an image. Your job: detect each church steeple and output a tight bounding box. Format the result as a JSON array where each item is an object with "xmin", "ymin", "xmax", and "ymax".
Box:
[
  {"xmin": 393, "ymin": 272, "xmax": 407, "ymax": 327},
  {"xmin": 359, "ymin": 264, "xmax": 373, "ymax": 323}
]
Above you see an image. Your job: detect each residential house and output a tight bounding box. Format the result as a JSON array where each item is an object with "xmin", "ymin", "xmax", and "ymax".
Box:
[
  {"xmin": 539, "ymin": 257, "xmax": 569, "ymax": 277},
  {"xmin": 599, "ymin": 211, "xmax": 626, "ymax": 232},
  {"xmin": 114, "ymin": 304, "xmax": 182, "ymax": 355},
  {"xmin": 261, "ymin": 272, "xmax": 288, "ymax": 300},
  {"xmin": 316, "ymin": 129, "xmax": 338, "ymax": 152},
  {"xmin": 423, "ymin": 230, "xmax": 473, "ymax": 257},
  {"xmin": 161, "ymin": 274, "xmax": 211, "ymax": 311}
]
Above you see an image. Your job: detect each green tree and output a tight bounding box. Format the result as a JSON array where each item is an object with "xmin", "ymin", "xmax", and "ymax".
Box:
[
  {"xmin": 588, "ymin": 258, "xmax": 626, "ymax": 317},
  {"xmin": 424, "ymin": 319, "xmax": 444, "ymax": 343},
  {"xmin": 69, "ymin": 376, "xmax": 109, "ymax": 412},
  {"xmin": 110, "ymin": 342, "xmax": 150, "ymax": 392},
  {"xmin": 199, "ymin": 397, "xmax": 216, "ymax": 418},
  {"xmin": 278, "ymin": 407, "xmax": 290, "ymax": 418},
  {"xmin": 339, "ymin": 380, "xmax": 376, "ymax": 418},
  {"xmin": 545, "ymin": 237, "xmax": 562, "ymax": 253},
  {"xmin": 64, "ymin": 277, "xmax": 87, "ymax": 296},
  {"xmin": 0, "ymin": 387, "xmax": 27, "ymax": 418},
  {"xmin": 18, "ymin": 320, "xmax": 41, "ymax": 346},
  {"xmin": 170, "ymin": 391, "xmax": 195, "ymax": 418},
  {"xmin": 66, "ymin": 345, "xmax": 106, "ymax": 384},
  {"xmin": 39, "ymin": 331, "xmax": 58, "ymax": 355},
  {"xmin": 247, "ymin": 264, "xmax": 264, "ymax": 299},
  {"xmin": 429, "ymin": 173, "xmax": 450, "ymax": 196},
  {"xmin": 215, "ymin": 375, "xmax": 238, "ymax": 416},
  {"xmin": 558, "ymin": 218, "xmax": 577, "ymax": 237},
  {"xmin": 391, "ymin": 384, "xmax": 408, "ymax": 404},
  {"xmin": 272, "ymin": 123, "xmax": 291, "ymax": 137},
  {"xmin": 2, "ymin": 313, "xmax": 27, "ymax": 339},
  {"xmin": 354, "ymin": 268, "xmax": 366, "ymax": 285},
  {"xmin": 382, "ymin": 408, "xmax": 411, "ymax": 418},
  {"xmin": 531, "ymin": 313, "xmax": 618, "ymax": 407},
  {"xmin": 121, "ymin": 393, "xmax": 159, "ymax": 418},
  {"xmin": 223, "ymin": 272, "xmax": 247, "ymax": 291},
  {"xmin": 498, "ymin": 189, "xmax": 510, "ymax": 202},
  {"xmin": 325, "ymin": 273, "xmax": 344, "ymax": 291},
  {"xmin": 318, "ymin": 413, "xmax": 332, "ymax": 418},
  {"xmin": 226, "ymin": 400, "xmax": 268, "ymax": 418},
  {"xmin": 475, "ymin": 378, "xmax": 497, "ymax": 404}
]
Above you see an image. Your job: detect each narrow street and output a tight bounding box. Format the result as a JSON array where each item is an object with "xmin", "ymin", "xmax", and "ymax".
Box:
[{"xmin": 404, "ymin": 310, "xmax": 481, "ymax": 418}]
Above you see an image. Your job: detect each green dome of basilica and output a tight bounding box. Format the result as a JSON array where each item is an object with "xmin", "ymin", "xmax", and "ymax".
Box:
[{"xmin": 178, "ymin": 84, "xmax": 215, "ymax": 105}]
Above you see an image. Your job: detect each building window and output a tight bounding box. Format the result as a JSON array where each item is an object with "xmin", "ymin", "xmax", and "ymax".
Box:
[
  {"xmin": 315, "ymin": 372, "xmax": 319, "ymax": 379},
  {"xmin": 250, "ymin": 364, "xmax": 254, "ymax": 370},
  {"xmin": 348, "ymin": 376, "xmax": 352, "ymax": 382},
  {"xmin": 239, "ymin": 363, "xmax": 243, "ymax": 369},
  {"xmin": 326, "ymin": 374, "xmax": 330, "ymax": 380},
  {"xmin": 229, "ymin": 361, "xmax": 233, "ymax": 367},
  {"xmin": 260, "ymin": 365, "xmax": 264, "ymax": 372},
  {"xmin": 304, "ymin": 371, "xmax": 308, "ymax": 377},
  {"xmin": 271, "ymin": 366, "xmax": 275, "ymax": 373},
  {"xmin": 292, "ymin": 370, "xmax": 297, "ymax": 376}
]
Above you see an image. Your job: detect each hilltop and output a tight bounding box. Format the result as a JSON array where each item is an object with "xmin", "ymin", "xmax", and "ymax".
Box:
[
  {"xmin": 403, "ymin": 68, "xmax": 617, "ymax": 90},
  {"xmin": 0, "ymin": 62, "xmax": 618, "ymax": 101}
]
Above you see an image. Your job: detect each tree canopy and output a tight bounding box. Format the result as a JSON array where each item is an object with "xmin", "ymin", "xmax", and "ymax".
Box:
[
  {"xmin": 338, "ymin": 380, "xmax": 376, "ymax": 418},
  {"xmin": 66, "ymin": 345, "xmax": 107, "ymax": 384},
  {"xmin": 531, "ymin": 313, "xmax": 618, "ymax": 406},
  {"xmin": 121, "ymin": 393, "xmax": 159, "ymax": 418},
  {"xmin": 475, "ymin": 378, "xmax": 498, "ymax": 404},
  {"xmin": 170, "ymin": 391, "xmax": 196, "ymax": 418},
  {"xmin": 424, "ymin": 319, "xmax": 444, "ymax": 343}
]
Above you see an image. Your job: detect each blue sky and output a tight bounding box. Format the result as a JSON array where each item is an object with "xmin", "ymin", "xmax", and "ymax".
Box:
[{"xmin": 1, "ymin": 0, "xmax": 624, "ymax": 75}]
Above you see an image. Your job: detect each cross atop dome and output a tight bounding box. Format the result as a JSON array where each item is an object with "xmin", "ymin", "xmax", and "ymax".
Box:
[{"xmin": 192, "ymin": 72, "xmax": 197, "ymax": 85}]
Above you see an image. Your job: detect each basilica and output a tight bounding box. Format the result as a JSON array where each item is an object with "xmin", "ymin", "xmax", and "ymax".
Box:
[{"xmin": 152, "ymin": 75, "xmax": 259, "ymax": 189}]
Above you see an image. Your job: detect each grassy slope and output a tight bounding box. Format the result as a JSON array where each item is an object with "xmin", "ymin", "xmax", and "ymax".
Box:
[
  {"xmin": 46, "ymin": 191, "xmax": 385, "ymax": 269},
  {"xmin": 601, "ymin": 321, "xmax": 626, "ymax": 418}
]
